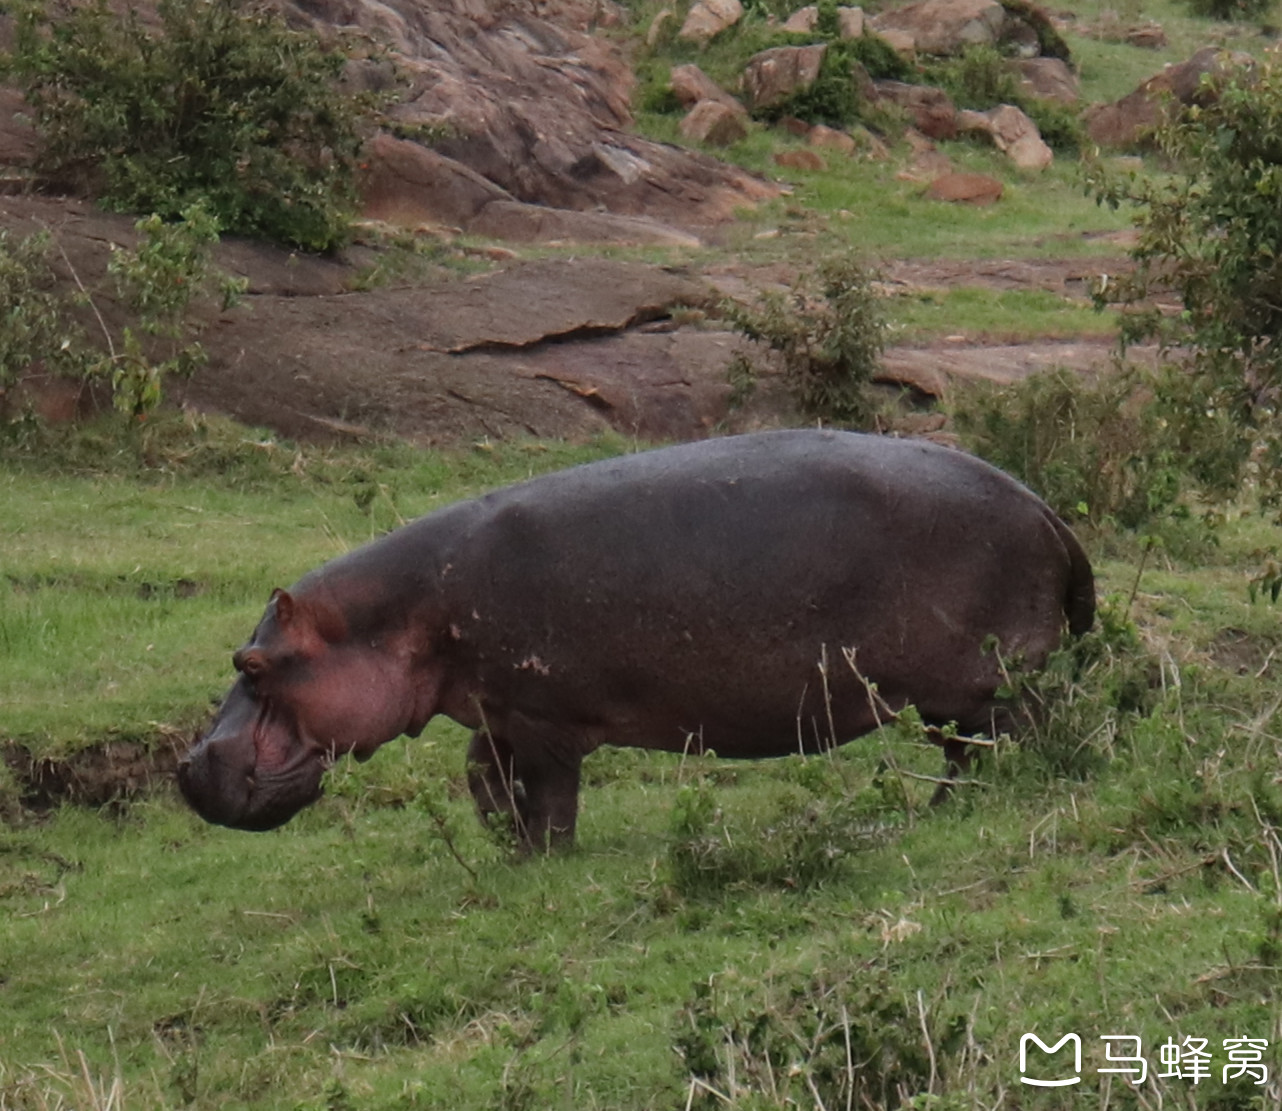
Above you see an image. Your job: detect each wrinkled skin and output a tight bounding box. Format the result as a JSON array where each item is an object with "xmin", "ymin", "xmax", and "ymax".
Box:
[{"xmin": 179, "ymin": 430, "xmax": 1095, "ymax": 849}]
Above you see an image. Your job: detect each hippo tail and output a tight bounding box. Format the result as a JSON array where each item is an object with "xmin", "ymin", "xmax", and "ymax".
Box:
[{"xmin": 1053, "ymin": 514, "xmax": 1096, "ymax": 637}]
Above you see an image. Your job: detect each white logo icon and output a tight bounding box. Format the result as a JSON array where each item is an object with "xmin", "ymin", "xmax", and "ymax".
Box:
[{"xmin": 1020, "ymin": 1033, "xmax": 1082, "ymax": 1087}]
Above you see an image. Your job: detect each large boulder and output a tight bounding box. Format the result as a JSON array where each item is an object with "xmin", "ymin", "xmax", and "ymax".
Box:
[
  {"xmin": 984, "ymin": 103, "xmax": 1053, "ymax": 170},
  {"xmin": 670, "ymin": 64, "xmax": 746, "ymax": 114},
  {"xmin": 1085, "ymin": 46, "xmax": 1255, "ymax": 149},
  {"xmin": 678, "ymin": 0, "xmax": 743, "ymax": 41},
  {"xmin": 868, "ymin": 0, "xmax": 1069, "ymax": 59},
  {"xmin": 742, "ymin": 44, "xmax": 828, "ymax": 112},
  {"xmin": 873, "ymin": 80, "xmax": 958, "ymax": 140},
  {"xmin": 1014, "ymin": 57, "xmax": 1078, "ymax": 104},
  {"xmin": 680, "ymin": 100, "xmax": 750, "ymax": 146},
  {"xmin": 868, "ymin": 0, "xmax": 1007, "ymax": 56}
]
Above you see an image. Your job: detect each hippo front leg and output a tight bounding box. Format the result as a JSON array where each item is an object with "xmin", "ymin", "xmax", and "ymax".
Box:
[
  {"xmin": 518, "ymin": 757, "xmax": 582, "ymax": 852},
  {"xmin": 465, "ymin": 730, "xmax": 582, "ymax": 852},
  {"xmin": 467, "ymin": 730, "xmax": 528, "ymax": 841}
]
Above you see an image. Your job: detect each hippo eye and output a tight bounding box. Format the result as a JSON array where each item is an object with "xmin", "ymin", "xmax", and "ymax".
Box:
[{"xmin": 234, "ymin": 649, "xmax": 269, "ymax": 679}]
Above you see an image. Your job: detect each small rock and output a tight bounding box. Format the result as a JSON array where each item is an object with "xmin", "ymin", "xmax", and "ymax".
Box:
[
  {"xmin": 779, "ymin": 115, "xmax": 813, "ymax": 136},
  {"xmin": 782, "ymin": 5, "xmax": 819, "ymax": 32},
  {"xmin": 837, "ymin": 5, "xmax": 864, "ymax": 38},
  {"xmin": 808, "ymin": 124, "xmax": 857, "ymax": 154},
  {"xmin": 646, "ymin": 8, "xmax": 675, "ymax": 46},
  {"xmin": 873, "ymin": 80, "xmax": 957, "ymax": 140},
  {"xmin": 774, "ymin": 148, "xmax": 826, "ymax": 170},
  {"xmin": 1014, "ymin": 57, "xmax": 1079, "ymax": 105},
  {"xmin": 925, "ymin": 171, "xmax": 1003, "ymax": 204},
  {"xmin": 680, "ymin": 100, "xmax": 749, "ymax": 146},
  {"xmin": 1126, "ymin": 23, "xmax": 1167, "ymax": 49},
  {"xmin": 670, "ymin": 64, "xmax": 744, "ymax": 113},
  {"xmin": 984, "ymin": 104, "xmax": 1052, "ymax": 170},
  {"xmin": 678, "ymin": 0, "xmax": 743, "ymax": 41}
]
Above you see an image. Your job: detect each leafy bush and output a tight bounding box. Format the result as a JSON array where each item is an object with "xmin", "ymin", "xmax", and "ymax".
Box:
[
  {"xmin": 924, "ymin": 44, "xmax": 1083, "ymax": 153},
  {"xmin": 0, "ymin": 229, "xmax": 95, "ymax": 408},
  {"xmin": 948, "ymin": 363, "xmax": 1244, "ymax": 528},
  {"xmin": 1090, "ymin": 56, "xmax": 1282, "ymax": 509},
  {"xmin": 0, "ymin": 208, "xmax": 244, "ymax": 423},
  {"xmin": 104, "ymin": 205, "xmax": 247, "ymax": 415},
  {"xmin": 756, "ymin": 37, "xmax": 910, "ymax": 127},
  {"xmin": 724, "ymin": 254, "xmax": 887, "ymax": 425},
  {"xmin": 3, "ymin": 0, "xmax": 379, "ymax": 251},
  {"xmin": 667, "ymin": 767, "xmax": 893, "ymax": 897}
]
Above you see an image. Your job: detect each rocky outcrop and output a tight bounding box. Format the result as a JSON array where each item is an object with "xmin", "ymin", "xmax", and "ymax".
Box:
[
  {"xmin": 360, "ymin": 134, "xmax": 701, "ymax": 245},
  {"xmin": 869, "ymin": 0, "xmax": 1006, "ymax": 56},
  {"xmin": 286, "ymin": 0, "xmax": 778, "ymax": 234}
]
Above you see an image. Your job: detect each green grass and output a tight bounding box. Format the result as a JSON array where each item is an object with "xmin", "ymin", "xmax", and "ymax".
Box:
[
  {"xmin": 0, "ymin": 420, "xmax": 627, "ymax": 755},
  {"xmin": 886, "ymin": 287, "xmax": 1116, "ymax": 343},
  {"xmin": 4, "ymin": 423, "xmax": 1282, "ymax": 1109}
]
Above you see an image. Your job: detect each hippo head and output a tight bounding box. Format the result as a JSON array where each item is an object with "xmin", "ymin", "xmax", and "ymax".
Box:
[{"xmin": 178, "ymin": 588, "xmax": 438, "ymax": 831}]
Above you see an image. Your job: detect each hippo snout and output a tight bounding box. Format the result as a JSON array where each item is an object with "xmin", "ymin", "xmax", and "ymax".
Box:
[
  {"xmin": 178, "ymin": 730, "xmax": 326, "ymax": 832},
  {"xmin": 177, "ymin": 740, "xmax": 257, "ymax": 829}
]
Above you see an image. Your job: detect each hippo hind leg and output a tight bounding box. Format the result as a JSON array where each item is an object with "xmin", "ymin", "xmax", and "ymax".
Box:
[{"xmin": 925, "ymin": 702, "xmax": 1019, "ymax": 806}]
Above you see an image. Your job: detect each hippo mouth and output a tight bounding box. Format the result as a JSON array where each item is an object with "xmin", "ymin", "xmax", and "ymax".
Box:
[{"xmin": 177, "ymin": 698, "xmax": 329, "ymax": 831}]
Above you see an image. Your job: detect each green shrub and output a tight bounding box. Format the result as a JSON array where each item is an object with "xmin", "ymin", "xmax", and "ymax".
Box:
[
  {"xmin": 676, "ymin": 969, "xmax": 934, "ymax": 1110},
  {"xmin": 0, "ymin": 229, "xmax": 95, "ymax": 408},
  {"xmin": 0, "ymin": 207, "xmax": 244, "ymax": 424},
  {"xmin": 667, "ymin": 772, "xmax": 890, "ymax": 897},
  {"xmin": 3, "ymin": 0, "xmax": 379, "ymax": 251},
  {"xmin": 929, "ymin": 44, "xmax": 1021, "ymax": 110},
  {"xmin": 948, "ymin": 363, "xmax": 1244, "ymax": 529},
  {"xmin": 723, "ymin": 254, "xmax": 886, "ymax": 425},
  {"xmin": 1090, "ymin": 56, "xmax": 1282, "ymax": 509},
  {"xmin": 924, "ymin": 44, "xmax": 1083, "ymax": 153},
  {"xmin": 755, "ymin": 37, "xmax": 910, "ymax": 127},
  {"xmin": 104, "ymin": 204, "xmax": 247, "ymax": 415}
]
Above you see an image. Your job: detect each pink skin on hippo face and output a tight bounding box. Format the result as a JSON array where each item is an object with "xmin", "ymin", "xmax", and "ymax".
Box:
[{"xmin": 178, "ymin": 589, "xmax": 440, "ymax": 831}]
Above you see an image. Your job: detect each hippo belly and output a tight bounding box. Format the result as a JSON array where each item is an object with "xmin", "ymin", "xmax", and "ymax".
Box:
[{"xmin": 178, "ymin": 429, "xmax": 1094, "ymax": 849}]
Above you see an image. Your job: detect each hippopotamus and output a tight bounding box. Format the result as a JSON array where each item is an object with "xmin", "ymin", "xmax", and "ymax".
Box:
[{"xmin": 178, "ymin": 429, "xmax": 1094, "ymax": 849}]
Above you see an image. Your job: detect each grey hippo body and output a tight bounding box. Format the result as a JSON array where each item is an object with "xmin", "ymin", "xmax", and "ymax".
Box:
[{"xmin": 178, "ymin": 429, "xmax": 1094, "ymax": 848}]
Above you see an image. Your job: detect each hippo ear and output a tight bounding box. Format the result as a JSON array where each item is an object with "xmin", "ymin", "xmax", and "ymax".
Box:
[{"xmin": 271, "ymin": 589, "xmax": 296, "ymax": 629}]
